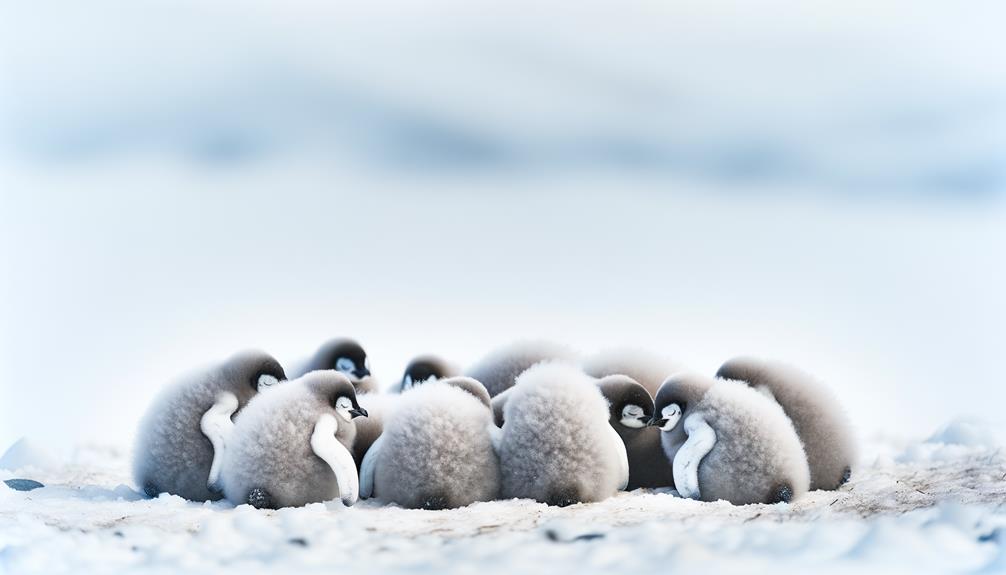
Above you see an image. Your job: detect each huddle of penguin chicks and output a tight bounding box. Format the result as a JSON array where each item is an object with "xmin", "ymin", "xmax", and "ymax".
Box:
[{"xmin": 133, "ymin": 339, "xmax": 857, "ymax": 512}]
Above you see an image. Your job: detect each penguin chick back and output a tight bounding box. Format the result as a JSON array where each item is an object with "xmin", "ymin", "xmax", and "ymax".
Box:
[
  {"xmin": 717, "ymin": 357, "xmax": 858, "ymax": 491},
  {"xmin": 499, "ymin": 362, "xmax": 624, "ymax": 504},
  {"xmin": 466, "ymin": 340, "xmax": 579, "ymax": 397},
  {"xmin": 374, "ymin": 382, "xmax": 500, "ymax": 509}
]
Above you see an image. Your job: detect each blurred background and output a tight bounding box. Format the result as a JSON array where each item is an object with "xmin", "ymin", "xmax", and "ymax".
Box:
[{"xmin": 1, "ymin": 0, "xmax": 1003, "ymax": 454}]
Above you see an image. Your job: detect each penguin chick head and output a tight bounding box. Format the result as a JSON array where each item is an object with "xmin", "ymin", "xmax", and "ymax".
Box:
[
  {"xmin": 221, "ymin": 350, "xmax": 287, "ymax": 394},
  {"xmin": 438, "ymin": 376, "xmax": 492, "ymax": 409},
  {"xmin": 595, "ymin": 374, "xmax": 653, "ymax": 429},
  {"xmin": 714, "ymin": 356, "xmax": 767, "ymax": 385},
  {"xmin": 312, "ymin": 338, "xmax": 372, "ymax": 382},
  {"xmin": 400, "ymin": 355, "xmax": 452, "ymax": 392},
  {"xmin": 303, "ymin": 370, "xmax": 369, "ymax": 422},
  {"xmin": 650, "ymin": 373, "xmax": 713, "ymax": 431}
]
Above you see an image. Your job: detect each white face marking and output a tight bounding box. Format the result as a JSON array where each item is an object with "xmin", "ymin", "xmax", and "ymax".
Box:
[
  {"xmin": 364, "ymin": 356, "xmax": 371, "ymax": 371},
  {"xmin": 256, "ymin": 374, "xmax": 279, "ymax": 392},
  {"xmin": 335, "ymin": 396, "xmax": 354, "ymax": 421},
  {"xmin": 402, "ymin": 374, "xmax": 414, "ymax": 390},
  {"xmin": 620, "ymin": 404, "xmax": 646, "ymax": 428},
  {"xmin": 660, "ymin": 403, "xmax": 682, "ymax": 432},
  {"xmin": 335, "ymin": 357, "xmax": 357, "ymax": 376}
]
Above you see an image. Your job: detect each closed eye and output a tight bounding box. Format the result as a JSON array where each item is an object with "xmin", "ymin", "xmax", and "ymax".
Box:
[
  {"xmin": 257, "ymin": 374, "xmax": 279, "ymax": 392},
  {"xmin": 335, "ymin": 358, "xmax": 356, "ymax": 375}
]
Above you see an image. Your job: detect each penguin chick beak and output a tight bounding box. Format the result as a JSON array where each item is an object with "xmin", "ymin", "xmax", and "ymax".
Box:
[
  {"xmin": 354, "ymin": 367, "xmax": 371, "ymax": 379},
  {"xmin": 349, "ymin": 407, "xmax": 368, "ymax": 419},
  {"xmin": 647, "ymin": 416, "xmax": 668, "ymax": 428},
  {"xmin": 637, "ymin": 415, "xmax": 651, "ymax": 426}
]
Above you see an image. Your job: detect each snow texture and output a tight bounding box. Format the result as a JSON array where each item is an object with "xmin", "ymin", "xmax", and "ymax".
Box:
[
  {"xmin": 132, "ymin": 350, "xmax": 286, "ymax": 502},
  {"xmin": 465, "ymin": 341, "xmax": 579, "ymax": 397},
  {"xmin": 1, "ymin": 419, "xmax": 1005, "ymax": 574},
  {"xmin": 219, "ymin": 371, "xmax": 358, "ymax": 509},
  {"xmin": 369, "ymin": 381, "xmax": 500, "ymax": 509},
  {"xmin": 499, "ymin": 362, "xmax": 626, "ymax": 505},
  {"xmin": 717, "ymin": 357, "xmax": 858, "ymax": 490},
  {"xmin": 0, "ymin": 440, "xmax": 57, "ymax": 475}
]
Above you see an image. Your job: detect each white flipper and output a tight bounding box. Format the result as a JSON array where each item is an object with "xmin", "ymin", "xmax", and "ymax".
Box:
[
  {"xmin": 311, "ymin": 414, "xmax": 360, "ymax": 506},
  {"xmin": 607, "ymin": 424, "xmax": 630, "ymax": 491},
  {"xmin": 358, "ymin": 432, "xmax": 386, "ymax": 499},
  {"xmin": 200, "ymin": 391, "xmax": 239, "ymax": 492},
  {"xmin": 672, "ymin": 413, "xmax": 716, "ymax": 500}
]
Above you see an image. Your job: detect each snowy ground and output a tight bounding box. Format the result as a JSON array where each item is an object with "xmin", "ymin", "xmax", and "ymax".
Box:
[{"xmin": 2, "ymin": 420, "xmax": 1005, "ymax": 574}]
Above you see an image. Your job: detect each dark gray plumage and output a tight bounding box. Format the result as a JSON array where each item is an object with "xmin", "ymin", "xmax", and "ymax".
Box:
[
  {"xmin": 596, "ymin": 375, "xmax": 674, "ymax": 490},
  {"xmin": 716, "ymin": 357, "xmax": 858, "ymax": 491},
  {"xmin": 132, "ymin": 350, "xmax": 286, "ymax": 501},
  {"xmin": 465, "ymin": 340, "xmax": 578, "ymax": 398},
  {"xmin": 298, "ymin": 338, "xmax": 377, "ymax": 394},
  {"xmin": 220, "ymin": 371, "xmax": 367, "ymax": 509}
]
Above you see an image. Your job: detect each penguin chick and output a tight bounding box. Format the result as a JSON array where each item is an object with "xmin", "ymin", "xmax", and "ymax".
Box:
[
  {"xmin": 360, "ymin": 377, "xmax": 500, "ymax": 509},
  {"xmin": 716, "ymin": 357, "xmax": 857, "ymax": 490},
  {"xmin": 395, "ymin": 355, "xmax": 459, "ymax": 393},
  {"xmin": 498, "ymin": 362, "xmax": 628, "ymax": 506},
  {"xmin": 220, "ymin": 371, "xmax": 367, "ymax": 509},
  {"xmin": 582, "ymin": 348, "xmax": 687, "ymax": 397},
  {"xmin": 132, "ymin": 350, "xmax": 287, "ymax": 501},
  {"xmin": 465, "ymin": 340, "xmax": 578, "ymax": 398},
  {"xmin": 298, "ymin": 338, "xmax": 377, "ymax": 394},
  {"xmin": 650, "ymin": 373, "xmax": 810, "ymax": 505},
  {"xmin": 595, "ymin": 375, "xmax": 674, "ymax": 490}
]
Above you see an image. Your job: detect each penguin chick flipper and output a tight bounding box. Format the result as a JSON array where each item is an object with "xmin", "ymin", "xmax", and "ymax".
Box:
[
  {"xmin": 311, "ymin": 414, "xmax": 360, "ymax": 506},
  {"xmin": 358, "ymin": 432, "xmax": 385, "ymax": 499},
  {"xmin": 672, "ymin": 414, "xmax": 716, "ymax": 500},
  {"xmin": 200, "ymin": 391, "xmax": 239, "ymax": 492},
  {"xmin": 607, "ymin": 424, "xmax": 630, "ymax": 491}
]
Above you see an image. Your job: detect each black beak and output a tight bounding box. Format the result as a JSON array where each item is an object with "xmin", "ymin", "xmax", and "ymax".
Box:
[
  {"xmin": 637, "ymin": 415, "xmax": 651, "ymax": 425},
  {"xmin": 355, "ymin": 367, "xmax": 371, "ymax": 379},
  {"xmin": 647, "ymin": 416, "xmax": 667, "ymax": 428},
  {"xmin": 349, "ymin": 407, "xmax": 368, "ymax": 419}
]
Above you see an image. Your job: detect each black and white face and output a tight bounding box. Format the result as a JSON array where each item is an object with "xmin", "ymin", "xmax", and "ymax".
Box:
[
  {"xmin": 332, "ymin": 393, "xmax": 368, "ymax": 422},
  {"xmin": 248, "ymin": 357, "xmax": 287, "ymax": 393},
  {"xmin": 328, "ymin": 342, "xmax": 371, "ymax": 381},
  {"xmin": 649, "ymin": 403, "xmax": 683, "ymax": 432},
  {"xmin": 620, "ymin": 404, "xmax": 649, "ymax": 428},
  {"xmin": 596, "ymin": 375, "xmax": 654, "ymax": 430}
]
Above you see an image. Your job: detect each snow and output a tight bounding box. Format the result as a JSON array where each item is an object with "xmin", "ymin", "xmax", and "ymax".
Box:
[{"xmin": 2, "ymin": 420, "xmax": 1004, "ymax": 574}]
